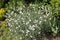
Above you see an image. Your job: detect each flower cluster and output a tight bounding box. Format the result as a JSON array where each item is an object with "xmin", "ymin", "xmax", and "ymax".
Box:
[{"xmin": 0, "ymin": 8, "xmax": 6, "ymax": 18}]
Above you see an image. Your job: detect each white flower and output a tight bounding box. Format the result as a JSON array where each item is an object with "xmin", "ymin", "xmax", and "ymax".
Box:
[
  {"xmin": 35, "ymin": 12, "xmax": 37, "ymax": 13},
  {"xmin": 15, "ymin": 30, "xmax": 16, "ymax": 32},
  {"xmin": 29, "ymin": 19, "xmax": 31, "ymax": 22},
  {"xmin": 30, "ymin": 4, "xmax": 32, "ymax": 6},
  {"xmin": 16, "ymin": 27, "xmax": 18, "ymax": 29},
  {"xmin": 18, "ymin": 25, "xmax": 20, "ymax": 27},
  {"xmin": 16, "ymin": 22, "xmax": 18, "ymax": 25},
  {"xmin": 33, "ymin": 7, "xmax": 35, "ymax": 9},
  {"xmin": 39, "ymin": 21, "xmax": 42, "ymax": 24},
  {"xmin": 30, "ymin": 35, "xmax": 33, "ymax": 38},
  {"xmin": 32, "ymin": 25, "xmax": 36, "ymax": 28},
  {"xmin": 29, "ymin": 25, "xmax": 35, "ymax": 31},
  {"xmin": 44, "ymin": 19, "xmax": 46, "ymax": 22},
  {"xmin": 34, "ymin": 20, "xmax": 38, "ymax": 23},
  {"xmin": 20, "ymin": 37, "xmax": 22, "ymax": 40},
  {"xmin": 39, "ymin": 17, "xmax": 42, "ymax": 19},
  {"xmin": 25, "ymin": 33, "xmax": 28, "ymax": 36},
  {"xmin": 11, "ymin": 11, "xmax": 14, "ymax": 14},
  {"xmin": 28, "ymin": 13, "xmax": 30, "ymax": 15},
  {"xmin": 38, "ymin": 7, "xmax": 40, "ymax": 9},
  {"xmin": 43, "ymin": 15, "xmax": 47, "ymax": 18},
  {"xmin": 10, "ymin": 29, "xmax": 12, "ymax": 31},
  {"xmin": 18, "ymin": 7, "xmax": 22, "ymax": 11},
  {"xmin": 8, "ymin": 23, "xmax": 11, "ymax": 26},
  {"xmin": 21, "ymin": 30, "xmax": 24, "ymax": 33},
  {"xmin": 49, "ymin": 18, "xmax": 51, "ymax": 20},
  {"xmin": 38, "ymin": 32, "xmax": 40, "ymax": 34},
  {"xmin": 14, "ymin": 20, "xmax": 17, "ymax": 23},
  {"xmin": 21, "ymin": 18, "xmax": 24, "ymax": 20},
  {"xmin": 46, "ymin": 13, "xmax": 50, "ymax": 17},
  {"xmin": 23, "ymin": 5, "xmax": 25, "ymax": 8},
  {"xmin": 26, "ymin": 21, "xmax": 29, "ymax": 25},
  {"xmin": 26, "ymin": 30, "xmax": 30, "ymax": 33},
  {"xmin": 19, "ymin": 11, "xmax": 22, "ymax": 13}
]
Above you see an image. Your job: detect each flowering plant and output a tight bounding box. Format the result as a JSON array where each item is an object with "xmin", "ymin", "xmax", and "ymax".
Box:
[{"xmin": 0, "ymin": 8, "xmax": 6, "ymax": 18}]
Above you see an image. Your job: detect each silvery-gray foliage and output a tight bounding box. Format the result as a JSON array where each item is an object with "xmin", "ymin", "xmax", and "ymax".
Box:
[{"xmin": 6, "ymin": 4, "xmax": 56, "ymax": 40}]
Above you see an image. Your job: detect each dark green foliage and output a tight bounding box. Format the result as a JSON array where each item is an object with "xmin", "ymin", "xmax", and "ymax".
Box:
[{"xmin": 0, "ymin": 0, "xmax": 9, "ymax": 8}]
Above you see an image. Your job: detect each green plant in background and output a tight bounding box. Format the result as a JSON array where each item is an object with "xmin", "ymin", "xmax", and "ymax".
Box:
[
  {"xmin": 0, "ymin": 0, "xmax": 4, "ymax": 8},
  {"xmin": 0, "ymin": 0, "xmax": 10, "ymax": 40},
  {"xmin": 0, "ymin": 20, "xmax": 10, "ymax": 40},
  {"xmin": 50, "ymin": 0, "xmax": 60, "ymax": 16},
  {"xmin": 50, "ymin": 0, "xmax": 60, "ymax": 36},
  {"xmin": 50, "ymin": 0, "xmax": 60, "ymax": 8}
]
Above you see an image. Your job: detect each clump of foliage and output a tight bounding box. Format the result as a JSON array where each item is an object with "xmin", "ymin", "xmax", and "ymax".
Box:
[{"xmin": 6, "ymin": 0, "xmax": 60, "ymax": 40}]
